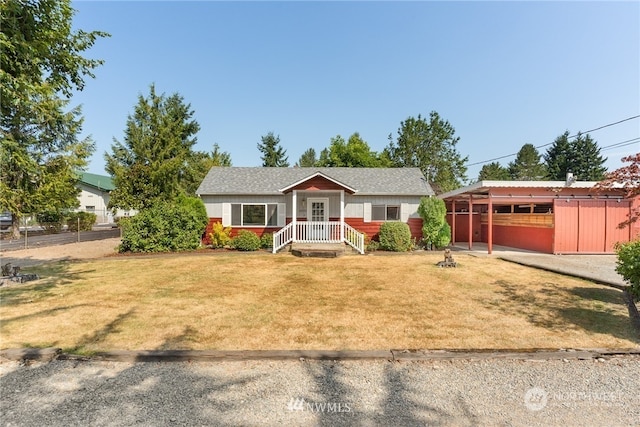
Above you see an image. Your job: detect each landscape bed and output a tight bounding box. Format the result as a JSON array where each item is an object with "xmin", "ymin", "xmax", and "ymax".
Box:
[{"xmin": 0, "ymin": 252, "xmax": 637, "ymax": 353}]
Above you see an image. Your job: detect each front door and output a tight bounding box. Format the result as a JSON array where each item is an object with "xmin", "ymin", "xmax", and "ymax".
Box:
[{"xmin": 307, "ymin": 198, "xmax": 328, "ymax": 240}]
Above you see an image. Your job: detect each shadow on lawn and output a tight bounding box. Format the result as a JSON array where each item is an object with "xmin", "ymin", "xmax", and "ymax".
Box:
[
  {"xmin": 492, "ymin": 280, "xmax": 639, "ymax": 343},
  {"xmin": 0, "ymin": 261, "xmax": 95, "ymax": 306},
  {"xmin": 67, "ymin": 309, "xmax": 136, "ymax": 354}
]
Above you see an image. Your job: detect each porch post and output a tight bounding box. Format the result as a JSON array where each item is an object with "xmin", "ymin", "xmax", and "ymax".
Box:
[
  {"xmin": 487, "ymin": 193, "xmax": 493, "ymax": 255},
  {"xmin": 292, "ymin": 190, "xmax": 297, "ymax": 242},
  {"xmin": 340, "ymin": 190, "xmax": 345, "ymax": 241},
  {"xmin": 468, "ymin": 194, "xmax": 473, "ymax": 250}
]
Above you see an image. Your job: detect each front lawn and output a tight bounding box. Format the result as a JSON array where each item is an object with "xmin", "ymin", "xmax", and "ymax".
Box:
[{"xmin": 1, "ymin": 252, "xmax": 637, "ymax": 353}]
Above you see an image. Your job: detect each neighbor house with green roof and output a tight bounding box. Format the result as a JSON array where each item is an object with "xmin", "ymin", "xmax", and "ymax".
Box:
[{"xmin": 77, "ymin": 172, "xmax": 134, "ymax": 223}]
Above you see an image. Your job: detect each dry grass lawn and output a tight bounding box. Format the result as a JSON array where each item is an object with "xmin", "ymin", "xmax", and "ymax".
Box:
[{"xmin": 1, "ymin": 252, "xmax": 637, "ymax": 353}]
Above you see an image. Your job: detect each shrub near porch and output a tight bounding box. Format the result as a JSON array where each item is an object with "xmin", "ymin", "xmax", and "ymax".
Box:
[{"xmin": 0, "ymin": 253, "xmax": 637, "ymax": 353}]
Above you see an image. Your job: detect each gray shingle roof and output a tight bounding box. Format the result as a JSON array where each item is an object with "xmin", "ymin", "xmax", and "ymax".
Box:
[{"xmin": 196, "ymin": 167, "xmax": 434, "ymax": 196}]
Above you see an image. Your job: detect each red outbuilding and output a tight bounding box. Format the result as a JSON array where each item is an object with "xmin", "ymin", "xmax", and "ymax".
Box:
[{"xmin": 438, "ymin": 176, "xmax": 640, "ymax": 254}]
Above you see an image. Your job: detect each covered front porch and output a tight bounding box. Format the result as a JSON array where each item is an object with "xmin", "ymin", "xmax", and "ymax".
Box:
[{"xmin": 272, "ymin": 172, "xmax": 365, "ymax": 254}]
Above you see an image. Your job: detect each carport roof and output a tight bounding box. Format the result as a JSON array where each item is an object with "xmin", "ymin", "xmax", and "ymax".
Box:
[{"xmin": 438, "ymin": 180, "xmax": 599, "ymax": 200}]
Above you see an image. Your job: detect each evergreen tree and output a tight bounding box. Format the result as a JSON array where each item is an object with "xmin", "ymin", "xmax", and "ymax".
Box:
[
  {"xmin": 508, "ymin": 144, "xmax": 547, "ymax": 180},
  {"xmin": 258, "ymin": 132, "xmax": 289, "ymax": 167},
  {"xmin": 386, "ymin": 111, "xmax": 468, "ymax": 193},
  {"xmin": 105, "ymin": 84, "xmax": 201, "ymax": 209},
  {"xmin": 571, "ymin": 133, "xmax": 607, "ymax": 181},
  {"xmin": 478, "ymin": 162, "xmax": 511, "ymax": 181},
  {"xmin": 544, "ymin": 131, "xmax": 573, "ymax": 180},
  {"xmin": 544, "ymin": 131, "xmax": 607, "ymax": 181},
  {"xmin": 0, "ymin": 0, "xmax": 108, "ymax": 238},
  {"xmin": 297, "ymin": 148, "xmax": 318, "ymax": 167}
]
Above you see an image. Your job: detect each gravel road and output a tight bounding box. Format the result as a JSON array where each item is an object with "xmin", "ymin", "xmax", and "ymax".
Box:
[{"xmin": 1, "ymin": 357, "xmax": 638, "ymax": 426}]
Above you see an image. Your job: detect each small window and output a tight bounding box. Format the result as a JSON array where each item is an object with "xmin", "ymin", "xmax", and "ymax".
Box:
[
  {"xmin": 372, "ymin": 204, "xmax": 400, "ymax": 221},
  {"xmin": 85, "ymin": 206, "xmax": 95, "ymax": 212}
]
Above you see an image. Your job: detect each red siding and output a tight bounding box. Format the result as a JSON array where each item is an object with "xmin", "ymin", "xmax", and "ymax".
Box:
[
  {"xmin": 605, "ymin": 200, "xmax": 632, "ymax": 251},
  {"xmin": 553, "ymin": 200, "xmax": 579, "ymax": 253},
  {"xmin": 578, "ymin": 201, "xmax": 606, "ymax": 252},
  {"xmin": 446, "ymin": 213, "xmax": 482, "ymax": 243},
  {"xmin": 203, "ymin": 217, "xmax": 422, "ymax": 245},
  {"xmin": 554, "ymin": 199, "xmax": 634, "ymax": 254},
  {"xmin": 484, "ymin": 224, "xmax": 553, "ymax": 253},
  {"xmin": 288, "ymin": 176, "xmax": 352, "ymax": 192}
]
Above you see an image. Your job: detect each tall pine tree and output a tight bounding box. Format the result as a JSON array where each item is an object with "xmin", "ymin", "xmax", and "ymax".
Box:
[
  {"xmin": 544, "ymin": 131, "xmax": 607, "ymax": 181},
  {"xmin": 509, "ymin": 144, "xmax": 547, "ymax": 180},
  {"xmin": 258, "ymin": 132, "xmax": 289, "ymax": 167},
  {"xmin": 105, "ymin": 84, "xmax": 201, "ymax": 210}
]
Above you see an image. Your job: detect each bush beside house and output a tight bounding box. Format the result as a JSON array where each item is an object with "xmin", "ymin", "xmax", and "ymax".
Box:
[
  {"xmin": 119, "ymin": 197, "xmax": 208, "ymax": 253},
  {"xmin": 378, "ymin": 222, "xmax": 412, "ymax": 252}
]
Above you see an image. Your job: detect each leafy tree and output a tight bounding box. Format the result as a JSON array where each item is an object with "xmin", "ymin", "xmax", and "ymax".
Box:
[
  {"xmin": 596, "ymin": 153, "xmax": 640, "ymax": 227},
  {"xmin": 105, "ymin": 84, "xmax": 201, "ymax": 209},
  {"xmin": 508, "ymin": 144, "xmax": 547, "ymax": 180},
  {"xmin": 317, "ymin": 133, "xmax": 390, "ymax": 167},
  {"xmin": 545, "ymin": 131, "xmax": 607, "ymax": 181},
  {"xmin": 418, "ymin": 196, "xmax": 449, "ymax": 249},
  {"xmin": 297, "ymin": 148, "xmax": 318, "ymax": 167},
  {"xmin": 0, "ymin": 0, "xmax": 108, "ymax": 238},
  {"xmin": 478, "ymin": 162, "xmax": 511, "ymax": 181},
  {"xmin": 615, "ymin": 239, "xmax": 640, "ymax": 301},
  {"xmin": 186, "ymin": 143, "xmax": 232, "ymax": 194},
  {"xmin": 386, "ymin": 112, "xmax": 467, "ymax": 193},
  {"xmin": 258, "ymin": 132, "xmax": 289, "ymax": 167}
]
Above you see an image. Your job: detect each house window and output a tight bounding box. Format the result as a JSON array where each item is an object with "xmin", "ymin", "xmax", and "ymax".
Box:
[
  {"xmin": 372, "ymin": 204, "xmax": 400, "ymax": 221},
  {"xmin": 231, "ymin": 204, "xmax": 279, "ymax": 227},
  {"xmin": 85, "ymin": 206, "xmax": 95, "ymax": 212}
]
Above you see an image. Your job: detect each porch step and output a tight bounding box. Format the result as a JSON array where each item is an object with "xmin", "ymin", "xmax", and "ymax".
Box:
[{"xmin": 290, "ymin": 243, "xmax": 347, "ymax": 258}]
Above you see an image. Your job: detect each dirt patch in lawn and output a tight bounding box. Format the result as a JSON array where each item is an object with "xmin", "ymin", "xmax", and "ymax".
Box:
[
  {"xmin": 0, "ymin": 238, "xmax": 122, "ymax": 268},
  {"xmin": 0, "ymin": 251, "xmax": 638, "ymax": 353}
]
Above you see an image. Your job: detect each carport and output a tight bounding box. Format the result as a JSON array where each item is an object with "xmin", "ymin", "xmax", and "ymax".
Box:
[{"xmin": 438, "ymin": 179, "xmax": 639, "ymax": 254}]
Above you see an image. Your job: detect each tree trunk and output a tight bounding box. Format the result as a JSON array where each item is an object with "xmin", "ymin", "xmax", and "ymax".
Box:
[{"xmin": 10, "ymin": 216, "xmax": 20, "ymax": 240}]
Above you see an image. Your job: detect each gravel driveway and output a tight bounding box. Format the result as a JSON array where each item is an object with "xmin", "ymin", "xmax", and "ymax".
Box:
[{"xmin": 1, "ymin": 357, "xmax": 638, "ymax": 426}]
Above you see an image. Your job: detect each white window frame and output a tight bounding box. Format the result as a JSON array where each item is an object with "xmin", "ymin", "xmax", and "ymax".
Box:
[
  {"xmin": 371, "ymin": 204, "xmax": 401, "ymax": 221},
  {"xmin": 230, "ymin": 203, "xmax": 280, "ymax": 227}
]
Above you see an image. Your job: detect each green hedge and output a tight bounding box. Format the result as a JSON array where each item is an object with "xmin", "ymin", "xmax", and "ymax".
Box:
[
  {"xmin": 378, "ymin": 222, "xmax": 412, "ymax": 252},
  {"xmin": 119, "ymin": 196, "xmax": 208, "ymax": 253},
  {"xmin": 66, "ymin": 212, "xmax": 97, "ymax": 232},
  {"xmin": 37, "ymin": 210, "xmax": 64, "ymax": 234},
  {"xmin": 232, "ymin": 230, "xmax": 261, "ymax": 251}
]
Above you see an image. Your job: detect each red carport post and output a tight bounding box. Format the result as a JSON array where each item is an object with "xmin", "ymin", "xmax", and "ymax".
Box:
[
  {"xmin": 487, "ymin": 193, "xmax": 493, "ymax": 254},
  {"xmin": 468, "ymin": 195, "xmax": 473, "ymax": 250},
  {"xmin": 451, "ymin": 199, "xmax": 456, "ymax": 245}
]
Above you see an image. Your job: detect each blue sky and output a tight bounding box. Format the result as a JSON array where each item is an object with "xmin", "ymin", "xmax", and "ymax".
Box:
[{"xmin": 71, "ymin": 1, "xmax": 639, "ymax": 181}]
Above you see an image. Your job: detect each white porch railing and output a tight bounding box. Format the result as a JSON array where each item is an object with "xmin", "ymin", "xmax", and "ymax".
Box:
[
  {"xmin": 272, "ymin": 221, "xmax": 365, "ymax": 254},
  {"xmin": 273, "ymin": 222, "xmax": 294, "ymax": 253},
  {"xmin": 343, "ymin": 222, "xmax": 365, "ymax": 254}
]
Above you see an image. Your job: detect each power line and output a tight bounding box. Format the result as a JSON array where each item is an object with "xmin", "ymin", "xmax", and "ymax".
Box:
[
  {"xmin": 467, "ymin": 115, "xmax": 640, "ymax": 167},
  {"xmin": 600, "ymin": 137, "xmax": 640, "ymax": 151}
]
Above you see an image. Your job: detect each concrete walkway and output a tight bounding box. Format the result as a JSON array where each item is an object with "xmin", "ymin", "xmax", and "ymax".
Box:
[{"xmin": 451, "ymin": 243, "xmax": 626, "ymax": 288}]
